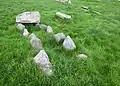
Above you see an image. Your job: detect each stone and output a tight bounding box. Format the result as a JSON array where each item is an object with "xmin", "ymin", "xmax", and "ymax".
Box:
[
  {"xmin": 81, "ymin": 6, "xmax": 89, "ymax": 12},
  {"xmin": 29, "ymin": 33, "xmax": 42, "ymax": 52},
  {"xmin": 47, "ymin": 26, "xmax": 53, "ymax": 33},
  {"xmin": 56, "ymin": 12, "xmax": 71, "ymax": 19},
  {"xmin": 54, "ymin": 33, "xmax": 66, "ymax": 43},
  {"xmin": 34, "ymin": 50, "xmax": 53, "ymax": 76},
  {"xmin": 17, "ymin": 23, "xmax": 25, "ymax": 32},
  {"xmin": 63, "ymin": 35, "xmax": 76, "ymax": 50},
  {"xmin": 56, "ymin": 0, "xmax": 71, "ymax": 3},
  {"xmin": 39, "ymin": 24, "xmax": 48, "ymax": 30},
  {"xmin": 76, "ymin": 54, "xmax": 88, "ymax": 60},
  {"xmin": 16, "ymin": 11, "xmax": 40, "ymax": 24},
  {"xmin": 23, "ymin": 29, "xmax": 29, "ymax": 37}
]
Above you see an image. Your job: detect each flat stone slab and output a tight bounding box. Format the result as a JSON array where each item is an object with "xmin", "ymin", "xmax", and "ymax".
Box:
[
  {"xmin": 16, "ymin": 11, "xmax": 40, "ymax": 24},
  {"xmin": 56, "ymin": 12, "xmax": 71, "ymax": 19}
]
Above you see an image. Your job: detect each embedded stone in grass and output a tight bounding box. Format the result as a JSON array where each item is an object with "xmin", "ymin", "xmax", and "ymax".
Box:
[
  {"xmin": 63, "ymin": 35, "xmax": 76, "ymax": 50},
  {"xmin": 17, "ymin": 23, "xmax": 25, "ymax": 32},
  {"xmin": 81, "ymin": 6, "xmax": 89, "ymax": 12},
  {"xmin": 54, "ymin": 33, "xmax": 66, "ymax": 43},
  {"xmin": 47, "ymin": 26, "xmax": 53, "ymax": 33},
  {"xmin": 16, "ymin": 11, "xmax": 40, "ymax": 24},
  {"xmin": 76, "ymin": 54, "xmax": 88, "ymax": 60},
  {"xmin": 34, "ymin": 50, "xmax": 53, "ymax": 76},
  {"xmin": 38, "ymin": 24, "xmax": 48, "ymax": 30},
  {"xmin": 23, "ymin": 29, "xmax": 29, "ymax": 37},
  {"xmin": 56, "ymin": 12, "xmax": 71, "ymax": 19},
  {"xmin": 29, "ymin": 33, "xmax": 42, "ymax": 52},
  {"xmin": 56, "ymin": 0, "xmax": 71, "ymax": 4}
]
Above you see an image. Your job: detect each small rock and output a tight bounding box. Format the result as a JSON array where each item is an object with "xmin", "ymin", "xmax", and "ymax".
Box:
[
  {"xmin": 82, "ymin": 6, "xmax": 89, "ymax": 10},
  {"xmin": 38, "ymin": 24, "xmax": 48, "ymax": 30},
  {"xmin": 16, "ymin": 11, "xmax": 40, "ymax": 24},
  {"xmin": 76, "ymin": 54, "xmax": 88, "ymax": 60},
  {"xmin": 34, "ymin": 50, "xmax": 53, "ymax": 76},
  {"xmin": 29, "ymin": 33, "xmax": 42, "ymax": 52},
  {"xmin": 47, "ymin": 26, "xmax": 53, "ymax": 33},
  {"xmin": 54, "ymin": 33, "xmax": 66, "ymax": 43},
  {"xmin": 17, "ymin": 23, "xmax": 25, "ymax": 32},
  {"xmin": 63, "ymin": 35, "xmax": 76, "ymax": 50},
  {"xmin": 56, "ymin": 12, "xmax": 71, "ymax": 19},
  {"xmin": 23, "ymin": 29, "xmax": 29, "ymax": 37},
  {"xmin": 56, "ymin": 0, "xmax": 71, "ymax": 3}
]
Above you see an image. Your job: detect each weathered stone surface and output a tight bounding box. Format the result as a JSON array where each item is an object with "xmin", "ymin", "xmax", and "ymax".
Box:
[
  {"xmin": 23, "ymin": 29, "xmax": 29, "ymax": 37},
  {"xmin": 56, "ymin": 12, "xmax": 71, "ymax": 19},
  {"xmin": 63, "ymin": 36, "xmax": 76, "ymax": 50},
  {"xmin": 16, "ymin": 11, "xmax": 40, "ymax": 24},
  {"xmin": 39, "ymin": 24, "xmax": 47, "ymax": 30},
  {"xmin": 29, "ymin": 33, "xmax": 42, "ymax": 52},
  {"xmin": 56, "ymin": 0, "xmax": 71, "ymax": 3},
  {"xmin": 76, "ymin": 54, "xmax": 88, "ymax": 60},
  {"xmin": 34, "ymin": 50, "xmax": 53, "ymax": 76},
  {"xmin": 54, "ymin": 33, "xmax": 66, "ymax": 43},
  {"xmin": 17, "ymin": 23, "xmax": 25, "ymax": 32},
  {"xmin": 47, "ymin": 26, "xmax": 53, "ymax": 33}
]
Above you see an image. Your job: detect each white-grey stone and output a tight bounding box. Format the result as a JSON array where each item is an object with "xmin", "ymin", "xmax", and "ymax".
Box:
[
  {"xmin": 56, "ymin": 0, "xmax": 71, "ymax": 3},
  {"xmin": 29, "ymin": 33, "xmax": 42, "ymax": 52},
  {"xmin": 34, "ymin": 50, "xmax": 53, "ymax": 76},
  {"xmin": 76, "ymin": 54, "xmax": 88, "ymax": 60},
  {"xmin": 23, "ymin": 29, "xmax": 29, "ymax": 37},
  {"xmin": 56, "ymin": 12, "xmax": 71, "ymax": 19},
  {"xmin": 39, "ymin": 24, "xmax": 48, "ymax": 30},
  {"xmin": 54, "ymin": 33, "xmax": 66, "ymax": 43},
  {"xmin": 16, "ymin": 11, "xmax": 40, "ymax": 24},
  {"xmin": 47, "ymin": 26, "xmax": 53, "ymax": 33},
  {"xmin": 63, "ymin": 35, "xmax": 76, "ymax": 50},
  {"xmin": 17, "ymin": 23, "xmax": 25, "ymax": 32},
  {"xmin": 82, "ymin": 6, "xmax": 89, "ymax": 10}
]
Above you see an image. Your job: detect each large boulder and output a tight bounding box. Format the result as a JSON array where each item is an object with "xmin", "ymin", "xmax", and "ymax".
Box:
[
  {"xmin": 17, "ymin": 23, "xmax": 25, "ymax": 32},
  {"xmin": 16, "ymin": 11, "xmax": 40, "ymax": 24},
  {"xmin": 63, "ymin": 35, "xmax": 76, "ymax": 50},
  {"xmin": 34, "ymin": 50, "xmax": 53, "ymax": 76}
]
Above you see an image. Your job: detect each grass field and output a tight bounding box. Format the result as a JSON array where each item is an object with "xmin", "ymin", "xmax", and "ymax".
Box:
[{"xmin": 0, "ymin": 0, "xmax": 120, "ymax": 86}]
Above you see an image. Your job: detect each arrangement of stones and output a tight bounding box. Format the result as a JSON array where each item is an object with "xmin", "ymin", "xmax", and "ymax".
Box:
[{"xmin": 16, "ymin": 1, "xmax": 88, "ymax": 76}]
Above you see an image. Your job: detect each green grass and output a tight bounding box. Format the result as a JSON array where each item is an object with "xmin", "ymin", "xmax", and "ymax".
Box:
[{"xmin": 0, "ymin": 0, "xmax": 120, "ymax": 86}]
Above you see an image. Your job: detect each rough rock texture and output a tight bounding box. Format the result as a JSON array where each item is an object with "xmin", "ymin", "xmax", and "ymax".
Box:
[
  {"xmin": 16, "ymin": 11, "xmax": 40, "ymax": 24},
  {"xmin": 56, "ymin": 12, "xmax": 71, "ymax": 19},
  {"xmin": 17, "ymin": 23, "xmax": 25, "ymax": 32},
  {"xmin": 63, "ymin": 35, "xmax": 76, "ymax": 50},
  {"xmin": 29, "ymin": 33, "xmax": 42, "ymax": 52},
  {"xmin": 34, "ymin": 50, "xmax": 53, "ymax": 76},
  {"xmin": 23, "ymin": 29, "xmax": 29, "ymax": 37},
  {"xmin": 47, "ymin": 26, "xmax": 53, "ymax": 33},
  {"xmin": 39, "ymin": 24, "xmax": 47, "ymax": 30},
  {"xmin": 76, "ymin": 54, "xmax": 88, "ymax": 60},
  {"xmin": 54, "ymin": 33, "xmax": 66, "ymax": 43},
  {"xmin": 56, "ymin": 0, "xmax": 71, "ymax": 3}
]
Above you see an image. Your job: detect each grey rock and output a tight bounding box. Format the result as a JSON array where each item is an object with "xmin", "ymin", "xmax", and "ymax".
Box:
[
  {"xmin": 54, "ymin": 33, "xmax": 66, "ymax": 43},
  {"xmin": 56, "ymin": 0, "xmax": 71, "ymax": 3},
  {"xmin": 47, "ymin": 26, "xmax": 53, "ymax": 33},
  {"xmin": 29, "ymin": 33, "xmax": 42, "ymax": 52},
  {"xmin": 17, "ymin": 23, "xmax": 25, "ymax": 32},
  {"xmin": 23, "ymin": 29, "xmax": 29, "ymax": 37},
  {"xmin": 56, "ymin": 12, "xmax": 71, "ymax": 19},
  {"xmin": 63, "ymin": 35, "xmax": 76, "ymax": 50},
  {"xmin": 34, "ymin": 50, "xmax": 53, "ymax": 76},
  {"xmin": 76, "ymin": 54, "xmax": 88, "ymax": 60},
  {"xmin": 39, "ymin": 24, "xmax": 48, "ymax": 30},
  {"xmin": 16, "ymin": 11, "xmax": 40, "ymax": 24}
]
